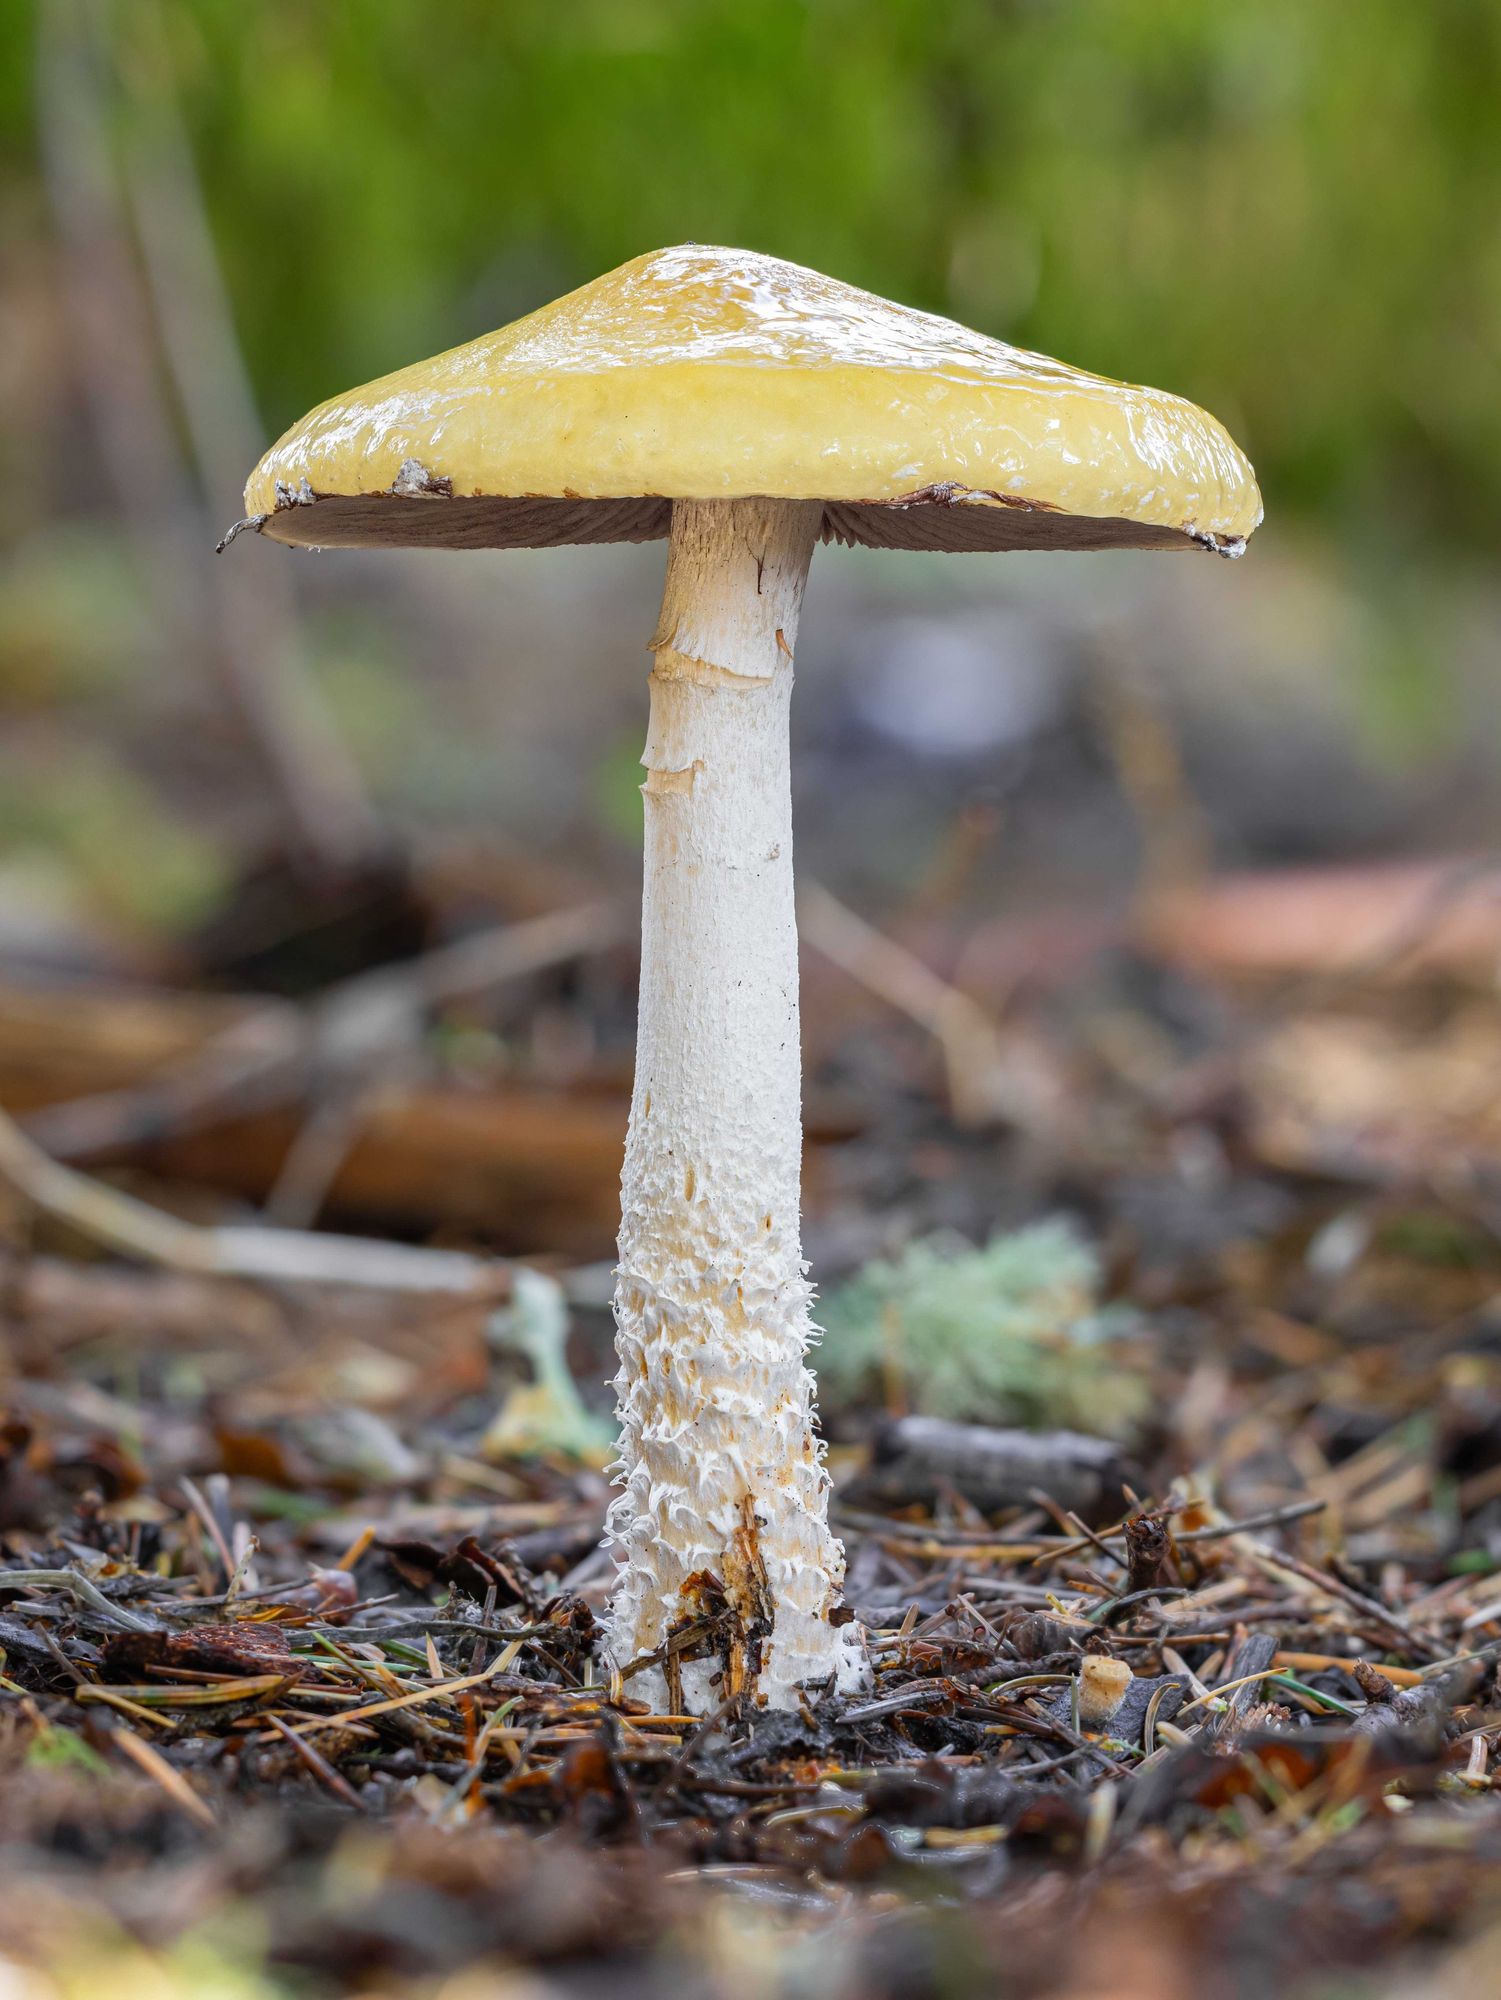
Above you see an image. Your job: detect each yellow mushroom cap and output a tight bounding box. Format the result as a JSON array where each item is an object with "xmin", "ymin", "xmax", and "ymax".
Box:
[{"xmin": 242, "ymin": 244, "xmax": 1261, "ymax": 558}]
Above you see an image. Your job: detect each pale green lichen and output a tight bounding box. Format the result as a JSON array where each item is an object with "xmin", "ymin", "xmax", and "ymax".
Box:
[{"xmin": 818, "ymin": 1218, "xmax": 1147, "ymax": 1439}]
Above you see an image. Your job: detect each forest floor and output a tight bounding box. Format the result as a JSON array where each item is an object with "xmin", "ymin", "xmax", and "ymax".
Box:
[{"xmin": 2, "ymin": 859, "xmax": 1500, "ymax": 2000}]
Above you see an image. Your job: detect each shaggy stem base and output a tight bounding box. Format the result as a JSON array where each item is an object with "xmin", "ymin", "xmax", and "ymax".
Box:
[{"xmin": 606, "ymin": 498, "xmax": 862, "ymax": 1711}]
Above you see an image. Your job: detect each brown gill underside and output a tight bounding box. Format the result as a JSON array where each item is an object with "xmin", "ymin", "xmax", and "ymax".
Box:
[{"xmin": 244, "ymin": 488, "xmax": 1226, "ymax": 557}]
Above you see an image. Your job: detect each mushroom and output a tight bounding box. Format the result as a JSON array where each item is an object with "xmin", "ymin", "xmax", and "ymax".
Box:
[
  {"xmin": 237, "ymin": 245, "xmax": 1260, "ymax": 1711},
  {"xmin": 1077, "ymin": 1655, "xmax": 1135, "ymax": 1729}
]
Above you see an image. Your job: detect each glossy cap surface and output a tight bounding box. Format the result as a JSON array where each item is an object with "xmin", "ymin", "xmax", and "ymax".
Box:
[{"xmin": 243, "ymin": 245, "xmax": 1261, "ymax": 557}]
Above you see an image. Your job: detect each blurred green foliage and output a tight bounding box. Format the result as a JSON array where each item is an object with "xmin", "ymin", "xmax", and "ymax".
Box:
[
  {"xmin": 0, "ymin": 747, "xmax": 226, "ymax": 929},
  {"xmin": 4, "ymin": 0, "xmax": 1499, "ymax": 552},
  {"xmin": 24, "ymin": 1722, "xmax": 111, "ymax": 1777}
]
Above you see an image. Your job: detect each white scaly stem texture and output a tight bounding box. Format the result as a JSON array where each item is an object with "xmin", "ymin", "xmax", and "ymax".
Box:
[{"xmin": 607, "ymin": 497, "xmax": 864, "ymax": 1711}]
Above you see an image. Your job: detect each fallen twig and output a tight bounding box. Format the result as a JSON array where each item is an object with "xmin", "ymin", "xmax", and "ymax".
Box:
[
  {"xmin": 110, "ymin": 1727, "xmax": 217, "ymax": 1829},
  {"xmin": 0, "ymin": 1099, "xmax": 503, "ymax": 1294},
  {"xmin": 800, "ymin": 880, "xmax": 1017, "ymax": 1126},
  {"xmin": 23, "ymin": 899, "xmax": 625, "ymax": 1165},
  {"xmin": 265, "ymin": 1711, "xmax": 370, "ymax": 1810},
  {"xmin": 0, "ymin": 1567, "xmax": 157, "ymax": 1634}
]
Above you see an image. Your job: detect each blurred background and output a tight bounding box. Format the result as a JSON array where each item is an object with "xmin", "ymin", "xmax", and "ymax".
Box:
[
  {"xmin": 1, "ymin": 0, "xmax": 1500, "ymax": 1269},
  {"xmin": 6, "ymin": 12, "xmax": 1501, "ymax": 1993}
]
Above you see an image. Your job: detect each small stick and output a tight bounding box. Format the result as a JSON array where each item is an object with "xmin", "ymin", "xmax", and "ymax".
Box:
[
  {"xmin": 24, "ymin": 899, "xmax": 623, "ymax": 1165},
  {"xmin": 293, "ymin": 1650, "xmax": 515, "ymax": 1736},
  {"xmin": 334, "ymin": 1526, "xmax": 377, "ymax": 1572},
  {"xmin": 650, "ymin": 1691, "xmax": 741, "ymax": 1809},
  {"xmin": 111, "ymin": 1727, "xmax": 216, "ymax": 1829},
  {"xmin": 0, "ymin": 1566, "xmax": 156, "ymax": 1634},
  {"xmin": 1249, "ymin": 1546, "xmax": 1432, "ymax": 1656},
  {"xmin": 1273, "ymin": 1651, "xmax": 1422, "ymax": 1689},
  {"xmin": 265, "ymin": 1712, "xmax": 368, "ymax": 1811},
  {"xmin": 1044, "ymin": 1497, "xmax": 1330, "ymax": 1564},
  {"xmin": 0, "ymin": 1099, "xmax": 503, "ymax": 1295},
  {"xmin": 179, "ymin": 1477, "xmax": 236, "ymax": 1586},
  {"xmin": 261, "ymin": 1084, "xmax": 375, "ymax": 1230},
  {"xmin": 799, "ymin": 880, "xmax": 1013, "ymax": 1126}
]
